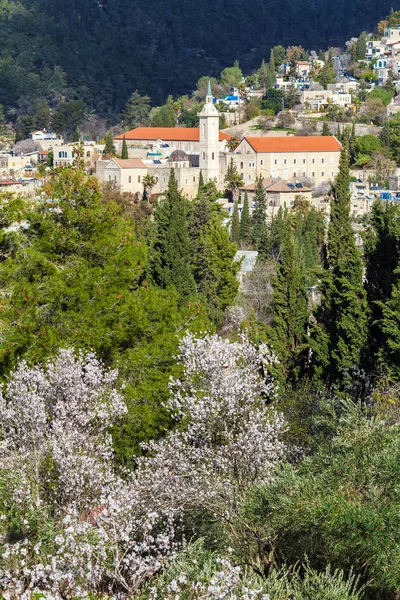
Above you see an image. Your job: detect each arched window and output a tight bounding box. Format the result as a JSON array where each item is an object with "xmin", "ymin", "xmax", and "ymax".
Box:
[
  {"xmin": 203, "ymin": 152, "xmax": 206, "ymax": 160},
  {"xmin": 212, "ymin": 152, "xmax": 215, "ymax": 160},
  {"xmin": 129, "ymin": 176, "xmax": 131, "ymax": 183},
  {"xmin": 138, "ymin": 175, "xmax": 141, "ymax": 183}
]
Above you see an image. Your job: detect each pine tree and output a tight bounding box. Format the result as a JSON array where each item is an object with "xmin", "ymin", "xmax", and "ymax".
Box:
[
  {"xmin": 252, "ymin": 176, "xmax": 269, "ymax": 257},
  {"xmin": 311, "ymin": 145, "xmax": 368, "ymax": 385},
  {"xmin": 104, "ymin": 128, "xmax": 116, "ymax": 155},
  {"xmin": 121, "ymin": 135, "xmax": 128, "ymax": 159},
  {"xmin": 151, "ymin": 170, "xmax": 196, "ymax": 299},
  {"xmin": 231, "ymin": 200, "xmax": 240, "ymax": 244},
  {"xmin": 322, "ymin": 122, "xmax": 330, "ymax": 136},
  {"xmin": 270, "ymin": 218, "xmax": 309, "ymax": 383},
  {"xmin": 239, "ymin": 191, "xmax": 252, "ymax": 245}
]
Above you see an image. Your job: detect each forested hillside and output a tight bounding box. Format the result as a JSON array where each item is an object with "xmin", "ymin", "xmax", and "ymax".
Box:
[{"xmin": 0, "ymin": 0, "xmax": 395, "ymax": 114}]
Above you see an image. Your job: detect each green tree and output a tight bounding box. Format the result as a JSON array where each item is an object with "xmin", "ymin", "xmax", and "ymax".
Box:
[
  {"xmin": 261, "ymin": 88, "xmax": 284, "ymax": 114},
  {"xmin": 312, "ymin": 145, "xmax": 368, "ymax": 385},
  {"xmin": 382, "ymin": 116, "xmax": 400, "ymax": 164},
  {"xmin": 239, "ymin": 191, "xmax": 252, "ymax": 245},
  {"xmin": 251, "ymin": 176, "xmax": 269, "ymax": 257},
  {"xmin": 231, "ymin": 200, "xmax": 240, "ymax": 244},
  {"xmin": 194, "ymin": 213, "xmax": 239, "ymax": 324},
  {"xmin": 120, "ymin": 90, "xmax": 151, "ymax": 129},
  {"xmin": 271, "ymin": 45, "xmax": 286, "ymax": 67},
  {"xmin": 121, "ymin": 135, "xmax": 128, "ymax": 159},
  {"xmin": 52, "ymin": 100, "xmax": 86, "ymax": 140},
  {"xmin": 257, "ymin": 60, "xmax": 270, "ymax": 91},
  {"xmin": 269, "ymin": 218, "xmax": 309, "ymax": 383},
  {"xmin": 364, "ymin": 201, "xmax": 400, "ymax": 372},
  {"xmin": 104, "ymin": 128, "xmax": 116, "ymax": 155},
  {"xmin": 151, "ymin": 170, "xmax": 196, "ymax": 299},
  {"xmin": 151, "ymin": 97, "xmax": 176, "ymax": 127},
  {"xmin": 355, "ymin": 32, "xmax": 367, "ymax": 60},
  {"xmin": 220, "ymin": 61, "xmax": 243, "ymax": 90},
  {"xmin": 322, "ymin": 122, "xmax": 330, "ymax": 136}
]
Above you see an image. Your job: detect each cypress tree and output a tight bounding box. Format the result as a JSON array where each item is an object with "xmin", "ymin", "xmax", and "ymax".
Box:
[
  {"xmin": 270, "ymin": 207, "xmax": 285, "ymax": 260},
  {"xmin": 349, "ymin": 122, "xmax": 356, "ymax": 165},
  {"xmin": 194, "ymin": 213, "xmax": 240, "ymax": 324},
  {"xmin": 364, "ymin": 201, "xmax": 400, "ymax": 371},
  {"xmin": 322, "ymin": 122, "xmax": 330, "ymax": 136},
  {"xmin": 270, "ymin": 218, "xmax": 309, "ymax": 383},
  {"xmin": 198, "ymin": 170, "xmax": 205, "ymax": 196},
  {"xmin": 336, "ymin": 124, "xmax": 342, "ymax": 142},
  {"xmin": 104, "ymin": 128, "xmax": 116, "ymax": 155},
  {"xmin": 239, "ymin": 191, "xmax": 252, "ymax": 245},
  {"xmin": 151, "ymin": 170, "xmax": 196, "ymax": 299},
  {"xmin": 121, "ymin": 135, "xmax": 128, "ymax": 159},
  {"xmin": 252, "ymin": 176, "xmax": 269, "ymax": 257},
  {"xmin": 312, "ymin": 145, "xmax": 368, "ymax": 385},
  {"xmin": 231, "ymin": 200, "xmax": 240, "ymax": 244}
]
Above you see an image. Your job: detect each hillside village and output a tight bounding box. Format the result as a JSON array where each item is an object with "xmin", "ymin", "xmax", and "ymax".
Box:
[{"xmin": 2, "ymin": 14, "xmax": 400, "ymax": 225}]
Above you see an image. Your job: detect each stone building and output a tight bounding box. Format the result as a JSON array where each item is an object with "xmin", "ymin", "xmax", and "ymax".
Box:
[{"xmin": 232, "ymin": 136, "xmax": 342, "ymax": 186}]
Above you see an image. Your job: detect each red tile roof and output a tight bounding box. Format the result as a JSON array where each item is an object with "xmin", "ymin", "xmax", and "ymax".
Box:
[
  {"xmin": 0, "ymin": 179, "xmax": 27, "ymax": 186},
  {"xmin": 115, "ymin": 127, "xmax": 231, "ymax": 142},
  {"xmin": 244, "ymin": 136, "xmax": 342, "ymax": 153},
  {"xmin": 111, "ymin": 158, "xmax": 147, "ymax": 169}
]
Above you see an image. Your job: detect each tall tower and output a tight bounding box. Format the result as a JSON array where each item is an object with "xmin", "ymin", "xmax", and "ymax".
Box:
[{"xmin": 198, "ymin": 81, "xmax": 220, "ymax": 183}]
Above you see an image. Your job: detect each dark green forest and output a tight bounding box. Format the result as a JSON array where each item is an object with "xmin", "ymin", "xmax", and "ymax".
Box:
[{"xmin": 0, "ymin": 0, "xmax": 395, "ymax": 115}]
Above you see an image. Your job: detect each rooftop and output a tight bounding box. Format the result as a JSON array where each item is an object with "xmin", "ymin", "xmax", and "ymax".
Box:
[
  {"xmin": 241, "ymin": 177, "xmax": 312, "ymax": 193},
  {"xmin": 243, "ymin": 136, "xmax": 342, "ymax": 153},
  {"xmin": 115, "ymin": 127, "xmax": 231, "ymax": 142}
]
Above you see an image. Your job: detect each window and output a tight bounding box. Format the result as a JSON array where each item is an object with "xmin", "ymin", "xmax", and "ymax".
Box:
[
  {"xmin": 240, "ymin": 162, "xmax": 243, "ymax": 169},
  {"xmin": 331, "ymin": 171, "xmax": 334, "ymax": 176},
  {"xmin": 303, "ymin": 158, "xmax": 306, "ymax": 164},
  {"xmin": 241, "ymin": 173, "xmax": 244, "ymax": 179},
  {"xmin": 284, "ymin": 158, "xmax": 287, "ymax": 165},
  {"xmin": 249, "ymin": 162, "xmax": 252, "ymax": 167},
  {"xmin": 114, "ymin": 176, "xmax": 117, "ymax": 182},
  {"xmin": 138, "ymin": 175, "xmax": 141, "ymax": 183},
  {"xmin": 248, "ymin": 174, "xmax": 251, "ymax": 180},
  {"xmin": 109, "ymin": 175, "xmax": 111, "ymax": 181},
  {"xmin": 302, "ymin": 172, "xmax": 306, "ymax": 177},
  {"xmin": 274, "ymin": 159, "xmax": 278, "ymax": 165},
  {"xmin": 58, "ymin": 152, "xmax": 62, "ymax": 158},
  {"xmin": 203, "ymin": 152, "xmax": 206, "ymax": 160},
  {"xmin": 321, "ymin": 171, "xmax": 325, "ymax": 177},
  {"xmin": 293, "ymin": 172, "xmax": 297, "ymax": 177},
  {"xmin": 312, "ymin": 158, "xmax": 315, "ymax": 164},
  {"xmin": 193, "ymin": 177, "xmax": 196, "ymax": 182},
  {"xmin": 321, "ymin": 158, "xmax": 325, "ymax": 164},
  {"xmin": 86, "ymin": 151, "xmax": 90, "ymax": 158},
  {"xmin": 212, "ymin": 152, "xmax": 215, "ymax": 160},
  {"xmin": 293, "ymin": 158, "xmax": 297, "ymax": 164},
  {"xmin": 128, "ymin": 176, "xmax": 131, "ymax": 183},
  {"xmin": 260, "ymin": 159, "xmax": 264, "ymax": 165},
  {"xmin": 312, "ymin": 171, "xmax": 315, "ymax": 178}
]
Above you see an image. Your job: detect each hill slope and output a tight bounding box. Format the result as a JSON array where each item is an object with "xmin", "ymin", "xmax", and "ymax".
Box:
[{"xmin": 0, "ymin": 0, "xmax": 393, "ymax": 115}]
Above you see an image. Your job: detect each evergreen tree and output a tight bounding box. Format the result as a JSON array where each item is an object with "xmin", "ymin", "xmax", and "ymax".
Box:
[
  {"xmin": 198, "ymin": 170, "xmax": 205, "ymax": 196},
  {"xmin": 363, "ymin": 201, "xmax": 400, "ymax": 371},
  {"xmin": 194, "ymin": 214, "xmax": 240, "ymax": 324},
  {"xmin": 252, "ymin": 176, "xmax": 269, "ymax": 257},
  {"xmin": 311, "ymin": 145, "xmax": 368, "ymax": 385},
  {"xmin": 336, "ymin": 124, "xmax": 342, "ymax": 142},
  {"xmin": 257, "ymin": 60, "xmax": 270, "ymax": 91},
  {"xmin": 72, "ymin": 129, "xmax": 80, "ymax": 142},
  {"xmin": 355, "ymin": 32, "xmax": 367, "ymax": 60},
  {"xmin": 270, "ymin": 207, "xmax": 285, "ymax": 260},
  {"xmin": 239, "ymin": 191, "xmax": 252, "ymax": 245},
  {"xmin": 151, "ymin": 170, "xmax": 196, "ymax": 299},
  {"xmin": 322, "ymin": 122, "xmax": 330, "ymax": 136},
  {"xmin": 270, "ymin": 218, "xmax": 309, "ymax": 383},
  {"xmin": 349, "ymin": 122, "xmax": 356, "ymax": 164},
  {"xmin": 104, "ymin": 128, "xmax": 116, "ymax": 155},
  {"xmin": 121, "ymin": 135, "xmax": 129, "ymax": 159},
  {"xmin": 231, "ymin": 200, "xmax": 240, "ymax": 244},
  {"xmin": 188, "ymin": 194, "xmax": 213, "ymax": 262}
]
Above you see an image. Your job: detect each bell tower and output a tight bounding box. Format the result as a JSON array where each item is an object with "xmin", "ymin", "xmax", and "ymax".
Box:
[{"xmin": 198, "ymin": 81, "xmax": 220, "ymax": 183}]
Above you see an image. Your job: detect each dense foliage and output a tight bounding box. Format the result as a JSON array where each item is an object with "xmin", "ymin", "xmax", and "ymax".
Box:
[{"xmin": 0, "ymin": 0, "xmax": 395, "ymax": 116}]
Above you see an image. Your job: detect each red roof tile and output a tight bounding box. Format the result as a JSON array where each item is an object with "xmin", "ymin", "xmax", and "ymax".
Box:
[
  {"xmin": 115, "ymin": 127, "xmax": 231, "ymax": 142},
  {"xmin": 244, "ymin": 136, "xmax": 342, "ymax": 153}
]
